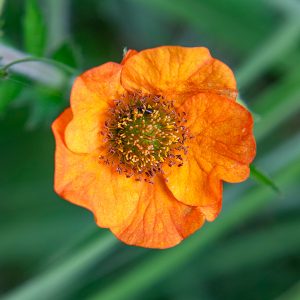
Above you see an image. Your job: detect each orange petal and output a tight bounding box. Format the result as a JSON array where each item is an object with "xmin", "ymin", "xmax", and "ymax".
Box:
[
  {"xmin": 163, "ymin": 150, "xmax": 222, "ymax": 222},
  {"xmin": 110, "ymin": 176, "xmax": 205, "ymax": 249},
  {"xmin": 65, "ymin": 62, "xmax": 124, "ymax": 153},
  {"xmin": 121, "ymin": 49, "xmax": 138, "ymax": 65},
  {"xmin": 181, "ymin": 93, "xmax": 256, "ymax": 183},
  {"xmin": 121, "ymin": 46, "xmax": 237, "ymax": 104},
  {"xmin": 52, "ymin": 108, "xmax": 144, "ymax": 228},
  {"xmin": 53, "ymin": 112, "xmax": 205, "ymax": 248},
  {"xmin": 187, "ymin": 58, "xmax": 237, "ymax": 101}
]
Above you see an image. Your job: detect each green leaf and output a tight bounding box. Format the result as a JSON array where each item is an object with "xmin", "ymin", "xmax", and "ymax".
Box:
[
  {"xmin": 23, "ymin": 84, "xmax": 66, "ymax": 129},
  {"xmin": 250, "ymin": 164, "xmax": 280, "ymax": 193},
  {"xmin": 23, "ymin": 0, "xmax": 47, "ymax": 56},
  {"xmin": 0, "ymin": 79, "xmax": 23, "ymax": 112},
  {"xmin": 51, "ymin": 41, "xmax": 80, "ymax": 69}
]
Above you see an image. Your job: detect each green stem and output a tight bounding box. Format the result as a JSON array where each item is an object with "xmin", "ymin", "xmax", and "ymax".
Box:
[{"xmin": 0, "ymin": 56, "xmax": 77, "ymax": 76}]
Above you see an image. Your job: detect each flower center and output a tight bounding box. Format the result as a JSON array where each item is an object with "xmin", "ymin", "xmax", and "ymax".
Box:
[{"xmin": 100, "ymin": 93, "xmax": 189, "ymax": 182}]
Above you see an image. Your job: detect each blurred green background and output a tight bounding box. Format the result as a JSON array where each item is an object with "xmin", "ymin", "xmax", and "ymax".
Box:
[{"xmin": 1, "ymin": 0, "xmax": 300, "ymax": 299}]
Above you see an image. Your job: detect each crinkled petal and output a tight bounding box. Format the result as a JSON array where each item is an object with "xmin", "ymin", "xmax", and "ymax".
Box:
[
  {"xmin": 163, "ymin": 149, "xmax": 222, "ymax": 221},
  {"xmin": 65, "ymin": 62, "xmax": 124, "ymax": 153},
  {"xmin": 187, "ymin": 58, "xmax": 237, "ymax": 101},
  {"xmin": 53, "ymin": 112, "xmax": 205, "ymax": 248},
  {"xmin": 121, "ymin": 46, "xmax": 237, "ymax": 104},
  {"xmin": 110, "ymin": 176, "xmax": 205, "ymax": 249},
  {"xmin": 181, "ymin": 93, "xmax": 256, "ymax": 183},
  {"xmin": 52, "ymin": 108, "xmax": 143, "ymax": 228}
]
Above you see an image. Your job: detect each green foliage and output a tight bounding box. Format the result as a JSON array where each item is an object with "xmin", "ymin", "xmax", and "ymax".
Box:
[
  {"xmin": 23, "ymin": 0, "xmax": 47, "ymax": 56},
  {"xmin": 250, "ymin": 165, "xmax": 280, "ymax": 193},
  {"xmin": 0, "ymin": 79, "xmax": 22, "ymax": 112},
  {"xmin": 1, "ymin": 0, "xmax": 300, "ymax": 300},
  {"xmin": 277, "ymin": 281, "xmax": 300, "ymax": 300},
  {"xmin": 51, "ymin": 42, "xmax": 80, "ymax": 69},
  {"xmin": 128, "ymin": 0, "xmax": 272, "ymax": 56}
]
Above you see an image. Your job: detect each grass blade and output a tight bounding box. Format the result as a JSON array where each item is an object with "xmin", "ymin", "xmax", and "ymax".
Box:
[
  {"xmin": 236, "ymin": 16, "xmax": 300, "ymax": 90},
  {"xmin": 276, "ymin": 281, "xmax": 300, "ymax": 300},
  {"xmin": 250, "ymin": 164, "xmax": 280, "ymax": 193},
  {"xmin": 2, "ymin": 234, "xmax": 117, "ymax": 300}
]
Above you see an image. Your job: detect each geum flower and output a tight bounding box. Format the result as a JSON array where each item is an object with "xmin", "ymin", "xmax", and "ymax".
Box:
[{"xmin": 52, "ymin": 46, "xmax": 256, "ymax": 249}]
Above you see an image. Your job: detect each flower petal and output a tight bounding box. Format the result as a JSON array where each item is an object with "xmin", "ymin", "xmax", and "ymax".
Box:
[
  {"xmin": 121, "ymin": 46, "xmax": 237, "ymax": 103},
  {"xmin": 65, "ymin": 62, "xmax": 124, "ymax": 154},
  {"xmin": 121, "ymin": 49, "xmax": 138, "ymax": 65},
  {"xmin": 181, "ymin": 93, "xmax": 256, "ymax": 183},
  {"xmin": 187, "ymin": 58, "xmax": 237, "ymax": 100},
  {"xmin": 52, "ymin": 108, "xmax": 144, "ymax": 228},
  {"xmin": 53, "ymin": 111, "xmax": 205, "ymax": 248},
  {"xmin": 164, "ymin": 150, "xmax": 222, "ymax": 222},
  {"xmin": 110, "ymin": 176, "xmax": 205, "ymax": 249}
]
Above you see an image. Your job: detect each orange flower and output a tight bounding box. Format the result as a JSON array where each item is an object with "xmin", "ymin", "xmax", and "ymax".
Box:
[{"xmin": 52, "ymin": 46, "xmax": 256, "ymax": 249}]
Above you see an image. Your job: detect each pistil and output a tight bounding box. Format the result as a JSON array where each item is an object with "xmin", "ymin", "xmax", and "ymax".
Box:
[{"xmin": 100, "ymin": 92, "xmax": 189, "ymax": 182}]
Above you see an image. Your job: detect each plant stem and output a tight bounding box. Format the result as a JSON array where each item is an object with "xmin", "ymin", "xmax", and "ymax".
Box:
[{"xmin": 1, "ymin": 56, "xmax": 76, "ymax": 75}]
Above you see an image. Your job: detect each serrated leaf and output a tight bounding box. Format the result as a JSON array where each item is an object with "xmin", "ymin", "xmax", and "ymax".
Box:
[
  {"xmin": 250, "ymin": 164, "xmax": 280, "ymax": 193},
  {"xmin": 23, "ymin": 0, "xmax": 47, "ymax": 56}
]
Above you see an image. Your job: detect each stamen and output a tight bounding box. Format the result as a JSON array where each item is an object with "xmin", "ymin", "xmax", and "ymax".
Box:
[{"xmin": 99, "ymin": 92, "xmax": 190, "ymax": 182}]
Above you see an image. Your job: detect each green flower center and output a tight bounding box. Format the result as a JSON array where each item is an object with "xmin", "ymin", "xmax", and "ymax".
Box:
[{"xmin": 100, "ymin": 93, "xmax": 188, "ymax": 182}]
